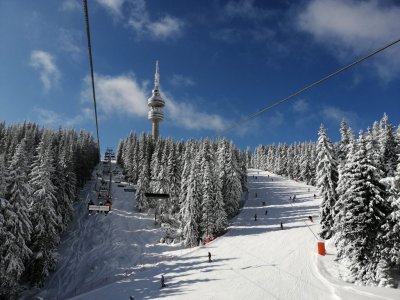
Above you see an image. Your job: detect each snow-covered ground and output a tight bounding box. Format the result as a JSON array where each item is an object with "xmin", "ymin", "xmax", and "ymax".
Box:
[{"xmin": 32, "ymin": 166, "xmax": 400, "ymax": 300}]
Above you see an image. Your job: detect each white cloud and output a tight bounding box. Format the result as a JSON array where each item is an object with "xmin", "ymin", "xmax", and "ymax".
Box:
[
  {"xmin": 322, "ymin": 106, "xmax": 359, "ymax": 126},
  {"xmin": 146, "ymin": 16, "xmax": 183, "ymax": 40},
  {"xmin": 94, "ymin": 0, "xmax": 184, "ymax": 40},
  {"xmin": 30, "ymin": 50, "xmax": 61, "ymax": 92},
  {"xmin": 61, "ymin": 0, "xmax": 81, "ymax": 12},
  {"xmin": 165, "ymin": 94, "xmax": 229, "ymax": 132},
  {"xmin": 292, "ymin": 99, "xmax": 309, "ymax": 113},
  {"xmin": 58, "ymin": 29, "xmax": 82, "ymax": 60},
  {"xmin": 96, "ymin": 0, "xmax": 125, "ymax": 18},
  {"xmin": 82, "ymin": 73, "xmax": 149, "ymax": 117},
  {"xmin": 81, "ymin": 73, "xmax": 229, "ymax": 132},
  {"xmin": 34, "ymin": 107, "xmax": 93, "ymax": 128},
  {"xmin": 169, "ymin": 74, "xmax": 195, "ymax": 87},
  {"xmin": 295, "ymin": 0, "xmax": 400, "ymax": 81}
]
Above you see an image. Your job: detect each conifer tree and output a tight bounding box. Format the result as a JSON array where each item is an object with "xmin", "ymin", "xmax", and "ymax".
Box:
[
  {"xmin": 338, "ymin": 118, "xmax": 354, "ymax": 165},
  {"xmin": 335, "ymin": 133, "xmax": 388, "ymax": 284},
  {"xmin": 3, "ymin": 139, "xmax": 33, "ymax": 295},
  {"xmin": 379, "ymin": 114, "xmax": 397, "ymax": 177},
  {"xmin": 28, "ymin": 143, "xmax": 61, "ymax": 286},
  {"xmin": 316, "ymin": 125, "xmax": 338, "ymax": 239},
  {"xmin": 181, "ymin": 156, "xmax": 202, "ymax": 247}
]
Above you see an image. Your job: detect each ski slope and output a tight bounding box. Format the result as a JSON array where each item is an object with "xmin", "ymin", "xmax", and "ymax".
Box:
[{"xmin": 33, "ymin": 166, "xmax": 400, "ymax": 300}]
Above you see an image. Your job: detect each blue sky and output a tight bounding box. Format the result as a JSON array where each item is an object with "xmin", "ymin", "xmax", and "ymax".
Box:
[{"xmin": 1, "ymin": 0, "xmax": 400, "ymax": 152}]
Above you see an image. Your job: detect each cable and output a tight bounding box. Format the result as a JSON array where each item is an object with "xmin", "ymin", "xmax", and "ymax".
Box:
[
  {"xmin": 83, "ymin": 0, "xmax": 101, "ymax": 159},
  {"xmin": 220, "ymin": 37, "xmax": 400, "ymax": 134}
]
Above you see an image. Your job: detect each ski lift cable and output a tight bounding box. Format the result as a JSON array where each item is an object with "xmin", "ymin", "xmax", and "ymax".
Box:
[
  {"xmin": 219, "ymin": 37, "xmax": 400, "ymax": 134},
  {"xmin": 83, "ymin": 0, "xmax": 101, "ymax": 158}
]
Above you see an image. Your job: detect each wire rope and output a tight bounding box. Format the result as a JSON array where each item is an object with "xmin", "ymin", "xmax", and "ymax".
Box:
[
  {"xmin": 83, "ymin": 0, "xmax": 101, "ymax": 159},
  {"xmin": 220, "ymin": 37, "xmax": 400, "ymax": 134}
]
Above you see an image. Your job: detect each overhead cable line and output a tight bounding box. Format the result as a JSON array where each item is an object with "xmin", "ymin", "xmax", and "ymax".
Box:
[
  {"xmin": 220, "ymin": 37, "xmax": 400, "ymax": 134},
  {"xmin": 83, "ymin": 0, "xmax": 101, "ymax": 159}
]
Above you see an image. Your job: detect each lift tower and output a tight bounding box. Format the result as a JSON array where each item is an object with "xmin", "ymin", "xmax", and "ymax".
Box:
[{"xmin": 147, "ymin": 61, "xmax": 165, "ymax": 140}]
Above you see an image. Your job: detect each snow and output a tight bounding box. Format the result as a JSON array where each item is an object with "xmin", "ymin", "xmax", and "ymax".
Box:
[{"xmin": 32, "ymin": 166, "xmax": 400, "ymax": 300}]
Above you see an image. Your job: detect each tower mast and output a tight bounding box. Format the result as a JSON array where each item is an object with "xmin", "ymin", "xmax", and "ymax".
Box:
[{"xmin": 147, "ymin": 61, "xmax": 165, "ymax": 140}]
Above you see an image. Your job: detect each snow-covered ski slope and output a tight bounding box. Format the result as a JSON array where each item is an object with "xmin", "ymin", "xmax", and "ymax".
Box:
[{"xmin": 35, "ymin": 166, "xmax": 400, "ymax": 300}]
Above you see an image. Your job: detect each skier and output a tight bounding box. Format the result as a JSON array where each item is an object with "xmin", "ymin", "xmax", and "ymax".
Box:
[
  {"xmin": 255, "ymin": 192, "xmax": 257, "ymax": 198},
  {"xmin": 87, "ymin": 199, "xmax": 94, "ymax": 210},
  {"xmin": 313, "ymin": 194, "xmax": 316, "ymax": 199},
  {"xmin": 208, "ymin": 251, "xmax": 212, "ymax": 262},
  {"xmin": 265, "ymin": 210, "xmax": 268, "ymax": 215},
  {"xmin": 161, "ymin": 275, "xmax": 166, "ymax": 288},
  {"xmin": 280, "ymin": 221, "xmax": 283, "ymax": 230},
  {"xmin": 254, "ymin": 214, "xmax": 257, "ymax": 221},
  {"xmin": 308, "ymin": 216, "xmax": 313, "ymax": 222},
  {"xmin": 289, "ymin": 196, "xmax": 292, "ymax": 201}
]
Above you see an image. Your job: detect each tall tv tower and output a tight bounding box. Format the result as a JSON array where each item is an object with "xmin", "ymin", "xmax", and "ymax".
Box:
[{"xmin": 147, "ymin": 61, "xmax": 165, "ymax": 140}]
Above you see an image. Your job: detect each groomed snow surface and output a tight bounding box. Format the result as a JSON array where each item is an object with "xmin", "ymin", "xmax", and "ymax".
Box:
[{"xmin": 32, "ymin": 166, "xmax": 400, "ymax": 300}]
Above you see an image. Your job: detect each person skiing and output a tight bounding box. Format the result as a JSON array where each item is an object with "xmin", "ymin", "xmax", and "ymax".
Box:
[
  {"xmin": 254, "ymin": 214, "xmax": 257, "ymax": 221},
  {"xmin": 280, "ymin": 221, "xmax": 283, "ymax": 230},
  {"xmin": 313, "ymin": 194, "xmax": 316, "ymax": 199},
  {"xmin": 208, "ymin": 251, "xmax": 212, "ymax": 262},
  {"xmin": 161, "ymin": 275, "xmax": 166, "ymax": 288},
  {"xmin": 308, "ymin": 216, "xmax": 313, "ymax": 222},
  {"xmin": 265, "ymin": 210, "xmax": 268, "ymax": 215},
  {"xmin": 87, "ymin": 199, "xmax": 94, "ymax": 210}
]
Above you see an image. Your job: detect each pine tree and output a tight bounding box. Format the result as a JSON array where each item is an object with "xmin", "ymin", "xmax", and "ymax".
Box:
[
  {"xmin": 135, "ymin": 157, "xmax": 150, "ymax": 212},
  {"xmin": 28, "ymin": 142, "xmax": 61, "ymax": 286},
  {"xmin": 335, "ymin": 133, "xmax": 388, "ymax": 284},
  {"xmin": 377, "ymin": 157, "xmax": 400, "ymax": 286},
  {"xmin": 2, "ymin": 139, "xmax": 33, "ymax": 295},
  {"xmin": 338, "ymin": 118, "xmax": 354, "ymax": 165},
  {"xmin": 316, "ymin": 125, "xmax": 338, "ymax": 239},
  {"xmin": 166, "ymin": 142, "xmax": 181, "ymax": 214},
  {"xmin": 0, "ymin": 154, "xmax": 7, "ymax": 198},
  {"xmin": 224, "ymin": 145, "xmax": 242, "ymax": 218},
  {"xmin": 181, "ymin": 156, "xmax": 202, "ymax": 247},
  {"xmin": 379, "ymin": 114, "xmax": 397, "ymax": 177},
  {"xmin": 0, "ymin": 197, "xmax": 18, "ymax": 299}
]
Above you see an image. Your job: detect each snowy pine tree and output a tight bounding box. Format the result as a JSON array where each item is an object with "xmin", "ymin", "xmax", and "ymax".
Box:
[
  {"xmin": 28, "ymin": 142, "xmax": 61, "ymax": 286},
  {"xmin": 2, "ymin": 139, "xmax": 33, "ymax": 296},
  {"xmin": 316, "ymin": 125, "xmax": 338, "ymax": 239},
  {"xmin": 181, "ymin": 155, "xmax": 202, "ymax": 247},
  {"xmin": 335, "ymin": 133, "xmax": 389, "ymax": 285}
]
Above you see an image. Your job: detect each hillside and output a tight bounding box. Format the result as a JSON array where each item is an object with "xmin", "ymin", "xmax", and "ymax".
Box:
[{"xmin": 32, "ymin": 165, "xmax": 400, "ymax": 300}]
